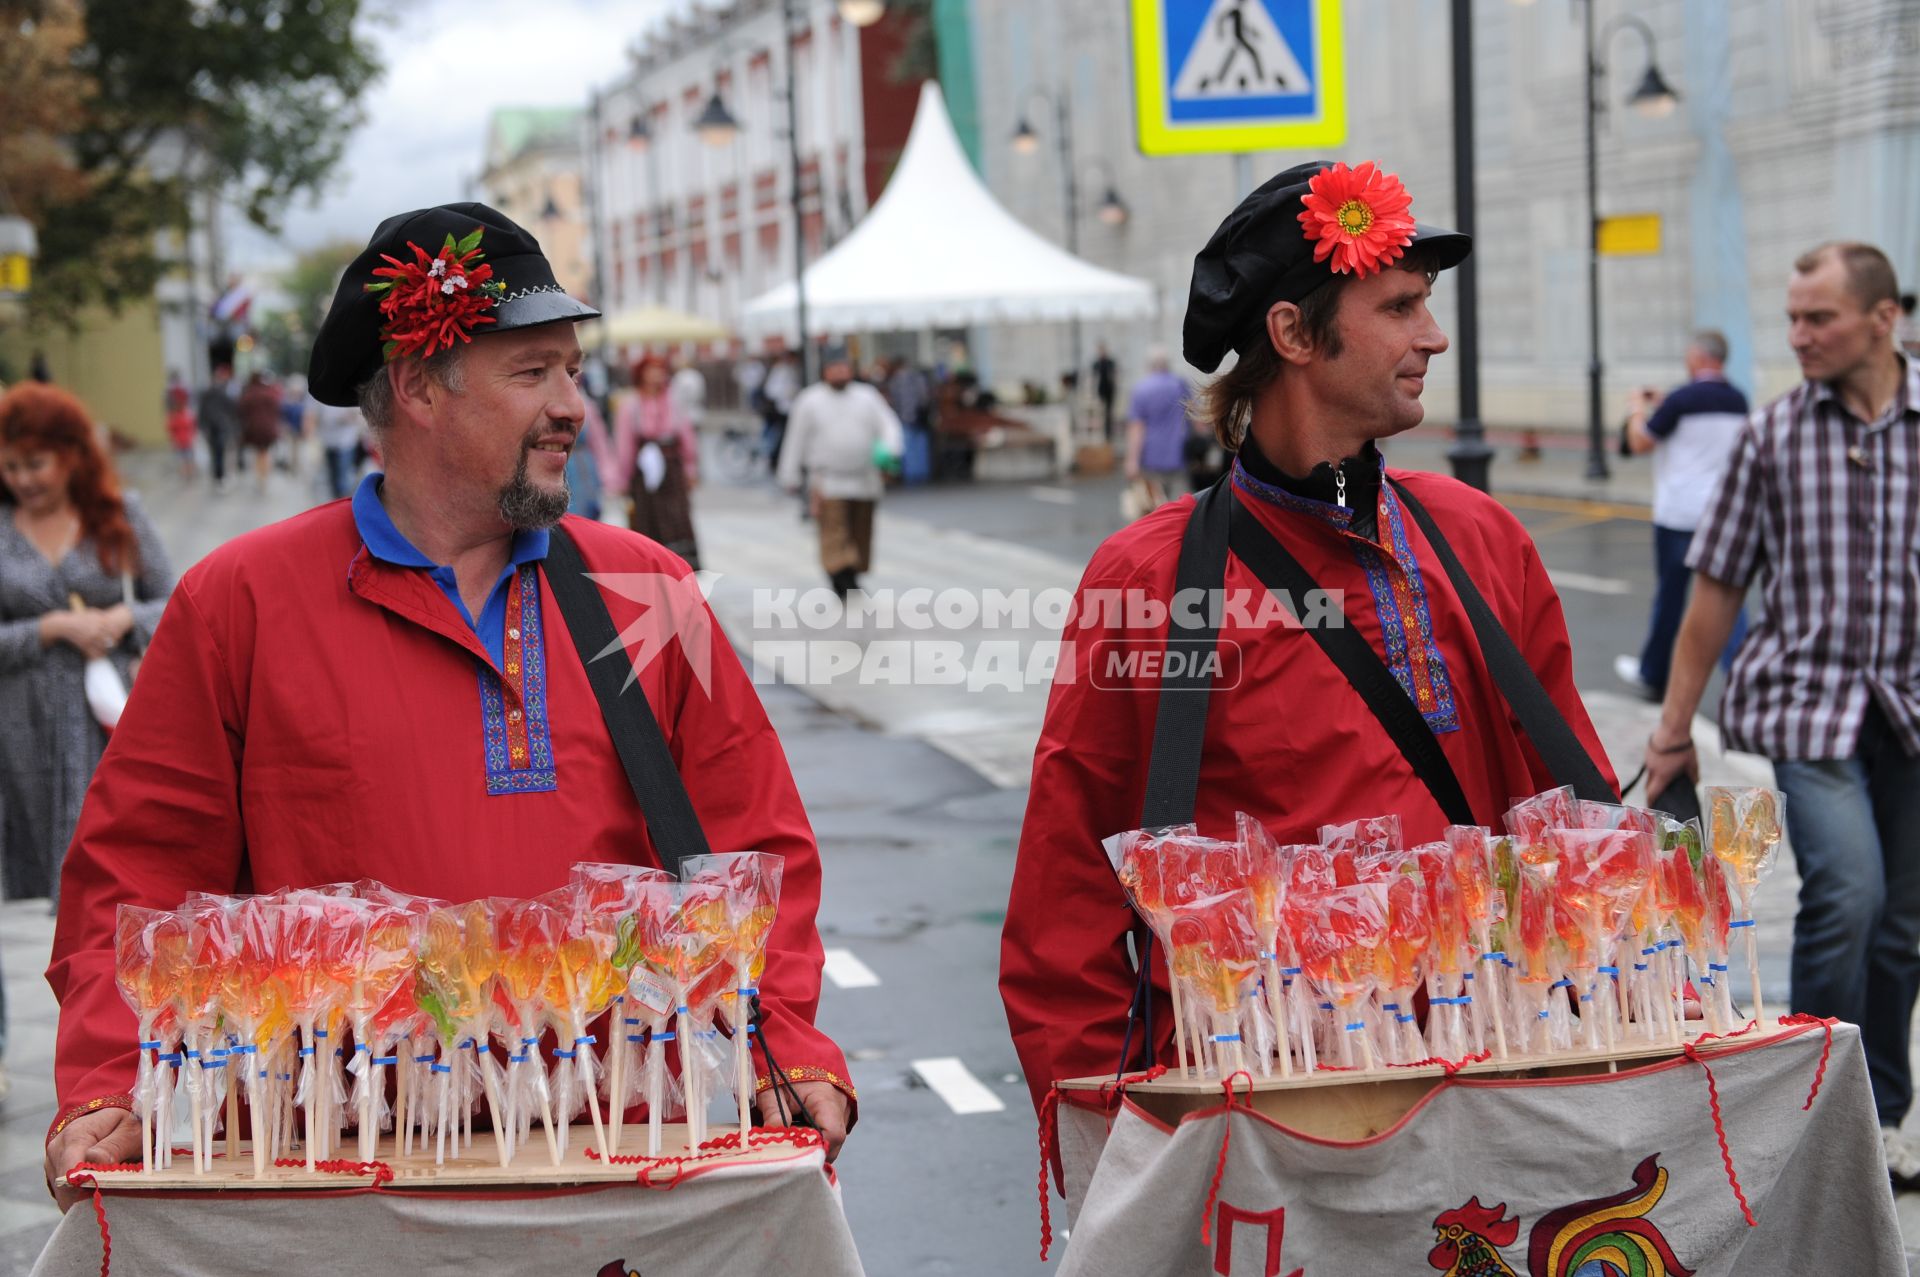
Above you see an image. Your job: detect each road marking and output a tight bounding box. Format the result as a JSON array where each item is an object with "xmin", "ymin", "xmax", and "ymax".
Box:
[
  {"xmin": 912, "ymin": 1057, "xmax": 1007, "ymax": 1114},
  {"xmin": 822, "ymin": 948, "xmax": 880, "ymax": 989},
  {"xmin": 1028, "ymin": 486, "xmax": 1076, "ymax": 505},
  {"xmin": 1549, "ymin": 569, "xmax": 1634, "ymax": 596}
]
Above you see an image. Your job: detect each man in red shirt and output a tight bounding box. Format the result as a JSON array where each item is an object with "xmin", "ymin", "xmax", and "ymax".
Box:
[
  {"xmin": 1000, "ymin": 162, "xmax": 1614, "ymax": 1112},
  {"xmin": 43, "ymin": 204, "xmax": 853, "ymax": 1205}
]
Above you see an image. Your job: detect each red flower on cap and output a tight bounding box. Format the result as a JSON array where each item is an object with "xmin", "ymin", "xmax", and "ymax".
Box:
[
  {"xmin": 365, "ymin": 228, "xmax": 508, "ymax": 362},
  {"xmin": 1297, "ymin": 161, "xmax": 1417, "ymax": 278}
]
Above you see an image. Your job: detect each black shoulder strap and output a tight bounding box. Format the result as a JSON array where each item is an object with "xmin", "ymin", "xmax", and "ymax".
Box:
[
  {"xmin": 1387, "ymin": 477, "xmax": 1618, "ymax": 804},
  {"xmin": 1139, "ymin": 481, "xmax": 1231, "ymax": 828},
  {"xmin": 544, "ymin": 524, "xmax": 713, "ymax": 875},
  {"xmin": 1138, "ymin": 480, "xmax": 1478, "ymax": 829},
  {"xmin": 1226, "ymin": 495, "xmax": 1479, "ymax": 827}
]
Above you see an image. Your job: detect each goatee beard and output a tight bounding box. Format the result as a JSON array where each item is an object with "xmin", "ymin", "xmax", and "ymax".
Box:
[{"xmin": 497, "ymin": 448, "xmax": 570, "ymax": 529}]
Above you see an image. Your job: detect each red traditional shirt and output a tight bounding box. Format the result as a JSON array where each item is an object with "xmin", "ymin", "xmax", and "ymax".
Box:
[
  {"xmin": 1000, "ymin": 466, "xmax": 1614, "ymax": 1116},
  {"xmin": 46, "ymin": 502, "xmax": 853, "ymax": 1137}
]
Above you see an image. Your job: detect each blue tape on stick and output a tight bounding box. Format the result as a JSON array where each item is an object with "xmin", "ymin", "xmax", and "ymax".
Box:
[
  {"xmin": 1598, "ymin": 965, "xmax": 1620, "ymax": 977},
  {"xmin": 138, "ymin": 1040, "xmax": 163, "ymax": 1050},
  {"xmin": 553, "ymin": 1049, "xmax": 577, "ymax": 1060},
  {"xmin": 1212, "ymin": 1033, "xmax": 1242, "ymax": 1044},
  {"xmin": 574, "ymin": 1035, "xmax": 596, "ymax": 1046},
  {"xmin": 1344, "ymin": 1022, "xmax": 1366, "ymax": 1032},
  {"xmin": 372, "ymin": 1056, "xmax": 398, "ymax": 1066},
  {"xmin": 1728, "ymin": 919, "xmax": 1756, "ymax": 929},
  {"xmin": 431, "ymin": 1064, "xmax": 452, "ymax": 1075}
]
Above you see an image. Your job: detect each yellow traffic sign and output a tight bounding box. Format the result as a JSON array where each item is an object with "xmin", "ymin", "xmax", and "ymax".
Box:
[
  {"xmin": 1130, "ymin": 0, "xmax": 1347, "ymax": 156},
  {"xmin": 0, "ymin": 254, "xmax": 29, "ymax": 295},
  {"xmin": 1598, "ymin": 213, "xmax": 1662, "ymax": 256}
]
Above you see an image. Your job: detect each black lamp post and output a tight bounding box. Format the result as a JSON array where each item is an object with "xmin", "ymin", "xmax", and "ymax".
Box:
[
  {"xmin": 1011, "ymin": 88, "xmax": 1091, "ymax": 383},
  {"xmin": 1446, "ymin": 0, "xmax": 1491, "ymax": 492},
  {"xmin": 1581, "ymin": 3, "xmax": 1679, "ymax": 480}
]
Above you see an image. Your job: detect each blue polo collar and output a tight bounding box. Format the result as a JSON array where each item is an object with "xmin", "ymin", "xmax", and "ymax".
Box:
[{"xmin": 352, "ymin": 473, "xmax": 549, "ymax": 573}]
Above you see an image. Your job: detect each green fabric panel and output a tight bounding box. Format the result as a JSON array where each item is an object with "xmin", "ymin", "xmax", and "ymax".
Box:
[{"xmin": 933, "ymin": 0, "xmax": 982, "ymax": 171}]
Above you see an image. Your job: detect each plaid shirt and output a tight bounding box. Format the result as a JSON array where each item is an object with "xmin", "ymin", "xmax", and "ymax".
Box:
[{"xmin": 1688, "ymin": 353, "xmax": 1920, "ymax": 761}]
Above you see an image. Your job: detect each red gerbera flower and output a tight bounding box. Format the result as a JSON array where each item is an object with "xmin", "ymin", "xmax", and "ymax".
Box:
[
  {"xmin": 1296, "ymin": 161, "xmax": 1417, "ymax": 278},
  {"xmin": 365, "ymin": 228, "xmax": 507, "ymax": 362}
]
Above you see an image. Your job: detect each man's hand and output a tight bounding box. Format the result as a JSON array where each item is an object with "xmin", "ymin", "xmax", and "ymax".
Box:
[
  {"xmin": 45, "ymin": 1108, "xmax": 140, "ymax": 1212},
  {"xmin": 761, "ymin": 1080, "xmax": 850, "ymax": 1163},
  {"xmin": 1641, "ymin": 730, "xmax": 1699, "ymax": 802}
]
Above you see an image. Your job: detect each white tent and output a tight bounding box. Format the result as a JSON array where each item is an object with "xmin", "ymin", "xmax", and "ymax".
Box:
[{"xmin": 740, "ymin": 82, "xmax": 1155, "ymax": 336}]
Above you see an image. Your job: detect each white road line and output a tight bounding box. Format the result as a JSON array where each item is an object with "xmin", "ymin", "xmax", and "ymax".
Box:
[
  {"xmin": 822, "ymin": 948, "xmax": 881, "ymax": 989},
  {"xmin": 1028, "ymin": 486, "xmax": 1077, "ymax": 505},
  {"xmin": 1548, "ymin": 569, "xmax": 1634, "ymax": 596},
  {"xmin": 912, "ymin": 1057, "xmax": 1007, "ymax": 1114}
]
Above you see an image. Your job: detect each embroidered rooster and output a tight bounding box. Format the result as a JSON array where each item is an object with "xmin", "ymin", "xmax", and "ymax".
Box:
[{"xmin": 1428, "ymin": 1156, "xmax": 1694, "ymax": 1277}]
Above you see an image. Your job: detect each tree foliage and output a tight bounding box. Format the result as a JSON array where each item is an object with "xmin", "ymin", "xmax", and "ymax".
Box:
[{"xmin": 1, "ymin": 0, "xmax": 381, "ymax": 327}]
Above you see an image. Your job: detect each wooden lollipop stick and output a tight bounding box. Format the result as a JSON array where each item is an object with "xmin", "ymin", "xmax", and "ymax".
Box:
[
  {"xmin": 1484, "ymin": 961, "xmax": 1510, "ymax": 1061},
  {"xmin": 435, "ymin": 1051, "xmax": 451, "ymax": 1166},
  {"xmin": 477, "ymin": 1050, "xmax": 509, "ymax": 1167},
  {"xmin": 608, "ymin": 1000, "xmax": 629, "ymax": 1155},
  {"xmin": 680, "ymin": 1005, "xmax": 701, "ymax": 1148},
  {"xmin": 733, "ymin": 969, "xmax": 752, "ymax": 1141},
  {"xmin": 1264, "ymin": 956, "xmax": 1292, "ymax": 1079},
  {"xmin": 1168, "ymin": 980, "xmax": 1192, "ymax": 1078},
  {"xmin": 188, "ymin": 1041, "xmax": 205, "ymax": 1174},
  {"xmin": 647, "ymin": 1015, "xmax": 668, "ymax": 1158},
  {"xmin": 1744, "ymin": 925, "xmax": 1765, "ymax": 1025},
  {"xmin": 572, "ymin": 1023, "xmax": 611, "ymax": 1160},
  {"xmin": 225, "ymin": 1048, "xmax": 241, "ymax": 1162},
  {"xmin": 536, "ymin": 1066, "xmax": 562, "ymax": 1166}
]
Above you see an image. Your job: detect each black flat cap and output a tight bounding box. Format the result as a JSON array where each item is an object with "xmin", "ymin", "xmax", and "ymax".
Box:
[
  {"xmin": 1183, "ymin": 160, "xmax": 1471, "ymax": 375},
  {"xmin": 308, "ymin": 202, "xmax": 600, "ymax": 406}
]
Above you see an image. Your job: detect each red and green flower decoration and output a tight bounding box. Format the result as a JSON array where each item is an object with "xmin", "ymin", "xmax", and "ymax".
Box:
[
  {"xmin": 364, "ymin": 228, "xmax": 509, "ymax": 361},
  {"xmin": 1297, "ymin": 161, "xmax": 1417, "ymax": 278}
]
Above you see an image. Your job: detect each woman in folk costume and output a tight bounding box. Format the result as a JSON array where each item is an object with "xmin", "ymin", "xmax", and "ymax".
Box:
[
  {"xmin": 999, "ymin": 161, "xmax": 1616, "ymax": 1116},
  {"xmin": 602, "ymin": 354, "xmax": 700, "ymax": 568}
]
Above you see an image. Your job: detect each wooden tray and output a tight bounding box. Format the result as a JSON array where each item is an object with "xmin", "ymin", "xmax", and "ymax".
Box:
[
  {"xmin": 64, "ymin": 1124, "xmax": 816, "ymax": 1191},
  {"xmin": 1056, "ymin": 1018, "xmax": 1798, "ymax": 1140}
]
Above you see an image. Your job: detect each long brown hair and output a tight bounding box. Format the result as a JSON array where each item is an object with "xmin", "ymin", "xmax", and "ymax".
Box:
[{"xmin": 0, "ymin": 382, "xmax": 138, "ymax": 574}]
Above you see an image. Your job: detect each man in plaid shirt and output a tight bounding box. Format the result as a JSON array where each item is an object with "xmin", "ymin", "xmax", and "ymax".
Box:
[{"xmin": 1644, "ymin": 241, "xmax": 1920, "ymax": 1188}]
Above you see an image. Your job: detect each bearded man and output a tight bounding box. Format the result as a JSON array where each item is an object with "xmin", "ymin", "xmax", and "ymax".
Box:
[{"xmin": 43, "ymin": 205, "xmax": 853, "ymax": 1205}]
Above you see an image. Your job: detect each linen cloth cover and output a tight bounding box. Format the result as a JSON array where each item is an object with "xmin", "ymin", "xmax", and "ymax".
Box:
[
  {"xmin": 33, "ymin": 1147, "xmax": 864, "ymax": 1277},
  {"xmin": 1055, "ymin": 1023, "xmax": 1902, "ymax": 1275}
]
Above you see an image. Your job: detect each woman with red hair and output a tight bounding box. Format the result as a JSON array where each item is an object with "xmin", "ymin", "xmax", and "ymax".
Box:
[
  {"xmin": 0, "ymin": 383, "xmax": 174, "ymax": 906},
  {"xmin": 593, "ymin": 353, "xmax": 701, "ymax": 567}
]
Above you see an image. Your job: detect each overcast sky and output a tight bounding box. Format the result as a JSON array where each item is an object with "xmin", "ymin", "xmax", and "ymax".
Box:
[{"xmin": 228, "ymin": 0, "xmax": 688, "ymax": 274}]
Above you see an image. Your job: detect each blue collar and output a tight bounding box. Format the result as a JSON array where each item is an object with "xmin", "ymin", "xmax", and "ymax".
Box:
[{"xmin": 351, "ymin": 473, "xmax": 550, "ymax": 572}]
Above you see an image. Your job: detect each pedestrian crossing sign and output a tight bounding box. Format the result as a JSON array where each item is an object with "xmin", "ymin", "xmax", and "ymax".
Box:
[{"xmin": 1131, "ymin": 0, "xmax": 1346, "ymax": 156}]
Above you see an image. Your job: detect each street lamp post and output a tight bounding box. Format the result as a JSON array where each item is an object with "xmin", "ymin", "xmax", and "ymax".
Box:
[
  {"xmin": 691, "ymin": 0, "xmax": 842, "ymax": 383},
  {"xmin": 1581, "ymin": 2, "xmax": 1680, "ymax": 481},
  {"xmin": 782, "ymin": 0, "xmax": 812, "ymax": 384},
  {"xmin": 583, "ymin": 91, "xmax": 612, "ymax": 408},
  {"xmin": 1012, "ymin": 89, "xmax": 1090, "ymax": 386},
  {"xmin": 1446, "ymin": 0, "xmax": 1492, "ymax": 492}
]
